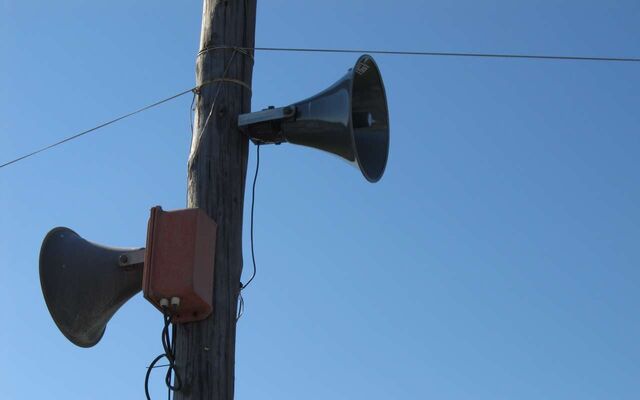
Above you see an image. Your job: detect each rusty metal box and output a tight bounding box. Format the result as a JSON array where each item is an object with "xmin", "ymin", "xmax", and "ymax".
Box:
[{"xmin": 143, "ymin": 206, "xmax": 217, "ymax": 323}]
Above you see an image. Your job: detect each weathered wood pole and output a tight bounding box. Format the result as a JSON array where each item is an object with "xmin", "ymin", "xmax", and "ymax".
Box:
[{"xmin": 176, "ymin": 0, "xmax": 256, "ymax": 399}]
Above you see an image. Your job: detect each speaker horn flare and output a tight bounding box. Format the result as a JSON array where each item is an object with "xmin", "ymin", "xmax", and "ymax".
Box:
[{"xmin": 39, "ymin": 227, "xmax": 144, "ymax": 347}]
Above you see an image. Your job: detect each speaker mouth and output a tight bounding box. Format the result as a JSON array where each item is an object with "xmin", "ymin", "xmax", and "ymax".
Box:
[
  {"xmin": 39, "ymin": 227, "xmax": 105, "ymax": 347},
  {"xmin": 350, "ymin": 55, "xmax": 390, "ymax": 183},
  {"xmin": 39, "ymin": 227, "xmax": 141, "ymax": 348}
]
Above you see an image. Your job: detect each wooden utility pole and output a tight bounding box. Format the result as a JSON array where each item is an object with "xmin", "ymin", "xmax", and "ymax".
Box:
[{"xmin": 176, "ymin": 1, "xmax": 256, "ymax": 399}]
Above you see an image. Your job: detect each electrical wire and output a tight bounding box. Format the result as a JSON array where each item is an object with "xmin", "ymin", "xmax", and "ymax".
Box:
[
  {"xmin": 0, "ymin": 88, "xmax": 194, "ymax": 170},
  {"xmin": 237, "ymin": 144, "xmax": 260, "ymax": 321},
  {"xmin": 194, "ymin": 50, "xmax": 239, "ymax": 153},
  {"xmin": 186, "ymin": 49, "xmax": 243, "ymax": 205},
  {"xmin": 245, "ymin": 46, "xmax": 640, "ymax": 63},
  {"xmin": 236, "ymin": 290, "xmax": 245, "ymax": 321},
  {"xmin": 1, "ymin": 49, "xmax": 243, "ymax": 171},
  {"xmin": 242, "ymin": 144, "xmax": 260, "ymax": 290},
  {"xmin": 145, "ymin": 308, "xmax": 182, "ymax": 400},
  {"xmin": 3, "ymin": 45, "xmax": 638, "ymax": 171},
  {"xmin": 195, "ymin": 45, "xmax": 640, "ymax": 62},
  {"xmin": 148, "ymin": 364, "xmax": 171, "ymax": 370}
]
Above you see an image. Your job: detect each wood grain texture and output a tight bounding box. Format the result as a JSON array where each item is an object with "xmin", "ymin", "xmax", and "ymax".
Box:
[{"xmin": 176, "ymin": 1, "xmax": 256, "ymax": 399}]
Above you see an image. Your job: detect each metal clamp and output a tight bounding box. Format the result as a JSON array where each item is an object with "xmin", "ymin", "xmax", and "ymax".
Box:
[
  {"xmin": 118, "ymin": 248, "xmax": 146, "ymax": 268},
  {"xmin": 238, "ymin": 106, "xmax": 296, "ymax": 144}
]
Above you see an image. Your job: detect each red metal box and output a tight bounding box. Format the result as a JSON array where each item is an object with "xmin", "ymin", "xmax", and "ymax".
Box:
[{"xmin": 143, "ymin": 206, "xmax": 217, "ymax": 323}]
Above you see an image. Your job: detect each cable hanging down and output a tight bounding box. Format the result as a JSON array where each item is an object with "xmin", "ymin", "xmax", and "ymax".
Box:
[
  {"xmin": 243, "ymin": 143, "xmax": 260, "ymax": 290},
  {"xmin": 238, "ymin": 143, "xmax": 260, "ymax": 321},
  {"xmin": 144, "ymin": 306, "xmax": 182, "ymax": 400}
]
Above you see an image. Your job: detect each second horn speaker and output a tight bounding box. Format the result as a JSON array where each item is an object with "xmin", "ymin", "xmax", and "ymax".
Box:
[{"xmin": 239, "ymin": 54, "xmax": 390, "ymax": 183}]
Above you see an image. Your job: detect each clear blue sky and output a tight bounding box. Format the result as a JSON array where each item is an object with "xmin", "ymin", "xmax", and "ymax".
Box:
[{"xmin": 1, "ymin": 1, "xmax": 639, "ymax": 399}]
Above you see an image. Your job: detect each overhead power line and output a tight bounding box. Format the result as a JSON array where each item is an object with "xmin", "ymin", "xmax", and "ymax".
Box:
[
  {"xmin": 2, "ymin": 46, "xmax": 639, "ymax": 170},
  {"xmin": 0, "ymin": 88, "xmax": 194, "ymax": 170},
  {"xmin": 247, "ymin": 47, "xmax": 640, "ymax": 63}
]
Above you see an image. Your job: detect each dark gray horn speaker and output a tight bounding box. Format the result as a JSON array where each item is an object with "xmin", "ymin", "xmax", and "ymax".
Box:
[
  {"xmin": 238, "ymin": 54, "xmax": 390, "ymax": 183},
  {"xmin": 39, "ymin": 227, "xmax": 144, "ymax": 347}
]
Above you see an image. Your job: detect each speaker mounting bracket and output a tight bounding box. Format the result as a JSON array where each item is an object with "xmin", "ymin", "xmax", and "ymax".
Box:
[
  {"xmin": 118, "ymin": 248, "xmax": 146, "ymax": 268},
  {"xmin": 238, "ymin": 105, "xmax": 296, "ymax": 144}
]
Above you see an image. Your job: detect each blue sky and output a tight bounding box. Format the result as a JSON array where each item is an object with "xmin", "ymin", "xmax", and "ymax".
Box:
[{"xmin": 1, "ymin": 1, "xmax": 639, "ymax": 399}]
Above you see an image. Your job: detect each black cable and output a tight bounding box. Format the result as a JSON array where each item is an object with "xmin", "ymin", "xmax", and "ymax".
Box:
[
  {"xmin": 163, "ymin": 312, "xmax": 181, "ymax": 394},
  {"xmin": 145, "ymin": 354, "xmax": 167, "ymax": 400},
  {"xmin": 145, "ymin": 307, "xmax": 182, "ymax": 400},
  {"xmin": 242, "ymin": 143, "xmax": 260, "ymax": 290},
  {"xmin": 237, "ymin": 144, "xmax": 260, "ymax": 321}
]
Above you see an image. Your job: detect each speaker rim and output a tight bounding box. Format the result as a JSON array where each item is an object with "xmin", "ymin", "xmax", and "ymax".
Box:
[
  {"xmin": 349, "ymin": 54, "xmax": 390, "ymax": 183},
  {"xmin": 39, "ymin": 226, "xmax": 106, "ymax": 347}
]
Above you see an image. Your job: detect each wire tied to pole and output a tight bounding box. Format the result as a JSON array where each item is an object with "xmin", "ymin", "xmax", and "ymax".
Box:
[
  {"xmin": 197, "ymin": 45, "xmax": 255, "ymax": 62},
  {"xmin": 237, "ymin": 282, "xmax": 245, "ymax": 321},
  {"xmin": 194, "ymin": 78, "xmax": 252, "ymax": 94},
  {"xmin": 193, "ymin": 46, "xmax": 252, "ymax": 93},
  {"xmin": 192, "ymin": 46, "xmax": 253, "ymax": 95},
  {"xmin": 189, "ymin": 48, "xmax": 241, "ymax": 160}
]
